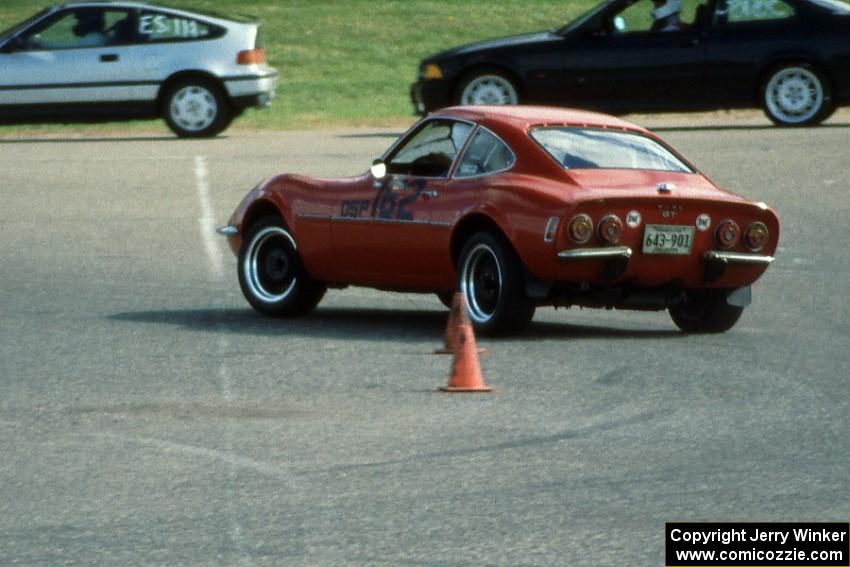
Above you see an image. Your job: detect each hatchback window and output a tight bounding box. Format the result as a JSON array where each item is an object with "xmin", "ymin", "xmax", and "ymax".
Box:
[
  {"xmin": 455, "ymin": 128, "xmax": 515, "ymax": 177},
  {"xmin": 137, "ymin": 12, "xmax": 223, "ymax": 42},
  {"xmin": 530, "ymin": 127, "xmax": 693, "ymax": 172}
]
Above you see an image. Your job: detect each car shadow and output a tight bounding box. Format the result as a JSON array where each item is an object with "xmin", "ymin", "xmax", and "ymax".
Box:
[
  {"xmin": 108, "ymin": 307, "xmax": 681, "ymax": 342},
  {"xmin": 0, "ymin": 136, "xmax": 188, "ymax": 144}
]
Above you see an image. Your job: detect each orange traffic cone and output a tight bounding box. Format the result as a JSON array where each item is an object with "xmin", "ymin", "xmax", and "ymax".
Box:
[
  {"xmin": 434, "ymin": 293, "xmax": 464, "ymax": 354},
  {"xmin": 439, "ymin": 323, "xmax": 493, "ymax": 393}
]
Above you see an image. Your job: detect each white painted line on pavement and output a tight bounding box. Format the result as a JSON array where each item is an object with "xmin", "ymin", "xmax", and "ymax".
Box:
[{"xmin": 194, "ymin": 155, "xmax": 225, "ymax": 280}]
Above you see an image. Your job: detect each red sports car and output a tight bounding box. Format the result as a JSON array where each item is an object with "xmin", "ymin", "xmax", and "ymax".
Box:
[{"xmin": 219, "ymin": 106, "xmax": 778, "ymax": 335}]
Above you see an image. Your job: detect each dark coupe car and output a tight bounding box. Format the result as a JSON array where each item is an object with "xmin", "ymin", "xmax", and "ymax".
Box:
[{"xmin": 411, "ymin": 0, "xmax": 850, "ymax": 126}]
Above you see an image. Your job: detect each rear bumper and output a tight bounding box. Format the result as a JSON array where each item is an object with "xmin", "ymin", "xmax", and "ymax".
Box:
[
  {"xmin": 557, "ymin": 246, "xmax": 775, "ymax": 284},
  {"xmin": 224, "ymin": 70, "xmax": 278, "ymax": 109}
]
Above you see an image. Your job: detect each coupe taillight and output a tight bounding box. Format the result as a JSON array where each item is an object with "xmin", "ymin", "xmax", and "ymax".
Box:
[
  {"xmin": 597, "ymin": 214, "xmax": 624, "ymax": 244},
  {"xmin": 237, "ymin": 48, "xmax": 266, "ymax": 65},
  {"xmin": 744, "ymin": 221, "xmax": 769, "ymax": 251},
  {"xmin": 567, "ymin": 214, "xmax": 594, "ymax": 244},
  {"xmin": 715, "ymin": 220, "xmax": 740, "ymax": 249}
]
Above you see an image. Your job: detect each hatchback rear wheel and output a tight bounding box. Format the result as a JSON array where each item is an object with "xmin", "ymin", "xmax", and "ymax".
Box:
[{"xmin": 163, "ymin": 78, "xmax": 232, "ymax": 138}]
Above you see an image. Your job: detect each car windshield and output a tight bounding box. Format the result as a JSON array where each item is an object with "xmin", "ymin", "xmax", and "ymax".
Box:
[
  {"xmin": 0, "ymin": 8, "xmax": 50, "ymax": 42},
  {"xmin": 530, "ymin": 127, "xmax": 694, "ymax": 173},
  {"xmin": 555, "ymin": 0, "xmax": 617, "ymax": 34},
  {"xmin": 806, "ymin": 0, "xmax": 850, "ymax": 13}
]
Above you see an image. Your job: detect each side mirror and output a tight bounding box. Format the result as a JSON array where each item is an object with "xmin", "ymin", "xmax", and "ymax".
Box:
[{"xmin": 370, "ymin": 159, "xmax": 387, "ymax": 180}]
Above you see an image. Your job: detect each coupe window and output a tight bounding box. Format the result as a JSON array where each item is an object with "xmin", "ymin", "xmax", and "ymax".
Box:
[
  {"xmin": 455, "ymin": 128, "xmax": 515, "ymax": 178},
  {"xmin": 716, "ymin": 0, "xmax": 796, "ymax": 23},
  {"xmin": 530, "ymin": 127, "xmax": 693, "ymax": 173},
  {"xmin": 19, "ymin": 9, "xmax": 134, "ymax": 49},
  {"xmin": 137, "ymin": 11, "xmax": 223, "ymax": 41},
  {"xmin": 387, "ymin": 119, "xmax": 473, "ymax": 177}
]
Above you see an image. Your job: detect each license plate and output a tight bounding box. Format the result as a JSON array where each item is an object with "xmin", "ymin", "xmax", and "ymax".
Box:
[{"xmin": 642, "ymin": 224, "xmax": 694, "ymax": 255}]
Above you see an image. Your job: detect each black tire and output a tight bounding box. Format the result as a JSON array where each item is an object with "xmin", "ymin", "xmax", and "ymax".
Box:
[
  {"xmin": 237, "ymin": 217, "xmax": 326, "ymax": 317},
  {"xmin": 162, "ymin": 78, "xmax": 232, "ymax": 138},
  {"xmin": 668, "ymin": 290, "xmax": 744, "ymax": 334},
  {"xmin": 454, "ymin": 69, "xmax": 520, "ymax": 107},
  {"xmin": 457, "ymin": 232, "xmax": 535, "ymax": 336},
  {"xmin": 761, "ymin": 64, "xmax": 834, "ymax": 126}
]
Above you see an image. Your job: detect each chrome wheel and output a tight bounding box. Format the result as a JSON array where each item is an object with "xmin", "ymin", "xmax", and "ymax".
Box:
[
  {"xmin": 460, "ymin": 74, "xmax": 518, "ymax": 106},
  {"xmin": 242, "ymin": 226, "xmax": 298, "ymax": 303},
  {"xmin": 169, "ymin": 85, "xmax": 218, "ymax": 133},
  {"xmin": 764, "ymin": 67, "xmax": 824, "ymax": 125},
  {"xmin": 460, "ymin": 243, "xmax": 503, "ymax": 324}
]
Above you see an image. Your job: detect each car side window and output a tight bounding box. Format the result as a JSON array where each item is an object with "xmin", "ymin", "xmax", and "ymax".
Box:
[
  {"xmin": 455, "ymin": 128, "xmax": 515, "ymax": 178},
  {"xmin": 19, "ymin": 8, "xmax": 132, "ymax": 50},
  {"xmin": 137, "ymin": 11, "xmax": 223, "ymax": 42},
  {"xmin": 387, "ymin": 120, "xmax": 473, "ymax": 178},
  {"xmin": 715, "ymin": 0, "xmax": 796, "ymax": 23},
  {"xmin": 609, "ymin": 0, "xmax": 713, "ymax": 34}
]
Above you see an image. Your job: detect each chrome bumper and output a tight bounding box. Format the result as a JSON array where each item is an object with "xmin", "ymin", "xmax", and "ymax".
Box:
[
  {"xmin": 704, "ymin": 251, "xmax": 775, "ymax": 265},
  {"xmin": 557, "ymin": 246, "xmax": 632, "ymax": 260}
]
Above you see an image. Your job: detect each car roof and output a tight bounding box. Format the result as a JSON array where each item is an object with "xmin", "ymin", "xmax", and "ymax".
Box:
[
  {"xmin": 431, "ymin": 105, "xmax": 650, "ymax": 134},
  {"xmin": 49, "ymin": 2, "xmax": 257, "ymax": 24}
]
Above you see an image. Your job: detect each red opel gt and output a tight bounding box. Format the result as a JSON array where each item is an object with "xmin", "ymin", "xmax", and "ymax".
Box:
[{"xmin": 219, "ymin": 106, "xmax": 779, "ymax": 335}]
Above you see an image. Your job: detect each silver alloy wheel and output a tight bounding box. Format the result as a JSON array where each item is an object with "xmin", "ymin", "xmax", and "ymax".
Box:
[
  {"xmin": 242, "ymin": 226, "xmax": 298, "ymax": 303},
  {"xmin": 764, "ymin": 67, "xmax": 824, "ymax": 125},
  {"xmin": 460, "ymin": 243, "xmax": 503, "ymax": 323},
  {"xmin": 460, "ymin": 74, "xmax": 518, "ymax": 106},
  {"xmin": 169, "ymin": 85, "xmax": 218, "ymax": 132}
]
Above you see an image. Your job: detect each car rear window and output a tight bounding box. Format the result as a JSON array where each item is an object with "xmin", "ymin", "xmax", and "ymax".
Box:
[
  {"xmin": 138, "ymin": 11, "xmax": 225, "ymax": 41},
  {"xmin": 530, "ymin": 127, "xmax": 693, "ymax": 173}
]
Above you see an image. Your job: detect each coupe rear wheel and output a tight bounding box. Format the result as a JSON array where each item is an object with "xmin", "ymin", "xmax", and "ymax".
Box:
[
  {"xmin": 456, "ymin": 71, "xmax": 519, "ymax": 107},
  {"xmin": 762, "ymin": 65, "xmax": 833, "ymax": 126},
  {"xmin": 668, "ymin": 290, "xmax": 743, "ymax": 334},
  {"xmin": 458, "ymin": 232, "xmax": 534, "ymax": 336},
  {"xmin": 163, "ymin": 78, "xmax": 232, "ymax": 138},
  {"xmin": 238, "ymin": 217, "xmax": 326, "ymax": 317}
]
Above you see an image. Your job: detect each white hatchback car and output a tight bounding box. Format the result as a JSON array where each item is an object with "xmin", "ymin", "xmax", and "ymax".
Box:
[{"xmin": 0, "ymin": 2, "xmax": 278, "ymax": 137}]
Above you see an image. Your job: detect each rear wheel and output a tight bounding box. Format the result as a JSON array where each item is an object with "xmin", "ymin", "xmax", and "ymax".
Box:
[
  {"xmin": 457, "ymin": 232, "xmax": 534, "ymax": 336},
  {"xmin": 238, "ymin": 217, "xmax": 326, "ymax": 317},
  {"xmin": 163, "ymin": 78, "xmax": 232, "ymax": 138},
  {"xmin": 668, "ymin": 290, "xmax": 743, "ymax": 333},
  {"xmin": 761, "ymin": 64, "xmax": 833, "ymax": 126}
]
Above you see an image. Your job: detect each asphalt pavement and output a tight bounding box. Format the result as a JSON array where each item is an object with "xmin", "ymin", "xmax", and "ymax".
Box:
[{"xmin": 1, "ymin": 113, "xmax": 848, "ymax": 566}]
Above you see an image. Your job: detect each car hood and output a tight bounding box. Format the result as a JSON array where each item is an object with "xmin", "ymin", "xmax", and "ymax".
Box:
[{"xmin": 429, "ymin": 30, "xmax": 561, "ymax": 60}]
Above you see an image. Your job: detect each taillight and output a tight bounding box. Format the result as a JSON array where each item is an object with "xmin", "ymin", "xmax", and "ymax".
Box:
[
  {"xmin": 237, "ymin": 48, "xmax": 266, "ymax": 65},
  {"xmin": 597, "ymin": 214, "xmax": 624, "ymax": 244},
  {"xmin": 715, "ymin": 220, "xmax": 740, "ymax": 249},
  {"xmin": 744, "ymin": 221, "xmax": 769, "ymax": 252},
  {"xmin": 567, "ymin": 214, "xmax": 594, "ymax": 244}
]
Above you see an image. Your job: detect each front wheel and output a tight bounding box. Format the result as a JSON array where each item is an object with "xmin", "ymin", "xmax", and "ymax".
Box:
[
  {"xmin": 761, "ymin": 65, "xmax": 833, "ymax": 126},
  {"xmin": 238, "ymin": 217, "xmax": 326, "ymax": 317},
  {"xmin": 458, "ymin": 232, "xmax": 534, "ymax": 336},
  {"xmin": 163, "ymin": 79, "xmax": 232, "ymax": 138},
  {"xmin": 668, "ymin": 290, "xmax": 743, "ymax": 334},
  {"xmin": 455, "ymin": 70, "xmax": 519, "ymax": 107}
]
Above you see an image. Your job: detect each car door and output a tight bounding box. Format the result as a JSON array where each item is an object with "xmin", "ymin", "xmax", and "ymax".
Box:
[
  {"xmin": 560, "ymin": 0, "xmax": 714, "ymax": 112},
  {"xmin": 329, "ymin": 119, "xmax": 474, "ymax": 288},
  {"xmin": 698, "ymin": 0, "xmax": 803, "ymax": 105},
  {"xmin": 0, "ymin": 7, "xmax": 146, "ymax": 108}
]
